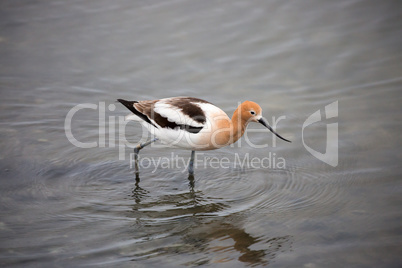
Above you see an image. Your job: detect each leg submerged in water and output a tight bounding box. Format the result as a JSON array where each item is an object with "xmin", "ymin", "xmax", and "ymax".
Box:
[
  {"xmin": 133, "ymin": 138, "xmax": 158, "ymax": 178},
  {"xmin": 188, "ymin": 150, "xmax": 195, "ymax": 175}
]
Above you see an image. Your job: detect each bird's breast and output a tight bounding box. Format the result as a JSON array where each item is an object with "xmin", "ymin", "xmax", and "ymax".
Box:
[{"xmin": 196, "ymin": 109, "xmax": 232, "ymax": 150}]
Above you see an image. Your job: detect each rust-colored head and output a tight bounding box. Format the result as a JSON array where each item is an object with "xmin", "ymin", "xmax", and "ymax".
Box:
[
  {"xmin": 238, "ymin": 101, "xmax": 291, "ymax": 143},
  {"xmin": 239, "ymin": 101, "xmax": 263, "ymax": 122}
]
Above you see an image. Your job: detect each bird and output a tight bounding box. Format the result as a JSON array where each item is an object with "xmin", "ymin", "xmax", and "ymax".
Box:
[{"xmin": 117, "ymin": 97, "xmax": 290, "ymax": 176}]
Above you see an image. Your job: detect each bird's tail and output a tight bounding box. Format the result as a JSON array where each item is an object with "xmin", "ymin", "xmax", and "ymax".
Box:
[
  {"xmin": 117, "ymin": 99, "xmax": 152, "ymax": 124},
  {"xmin": 117, "ymin": 99, "xmax": 138, "ymax": 114}
]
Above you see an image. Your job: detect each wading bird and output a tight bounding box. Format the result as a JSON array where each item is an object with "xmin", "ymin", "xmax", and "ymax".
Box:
[{"xmin": 118, "ymin": 97, "xmax": 290, "ymax": 177}]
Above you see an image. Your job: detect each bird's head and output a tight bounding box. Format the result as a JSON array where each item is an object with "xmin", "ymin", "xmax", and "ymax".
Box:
[{"xmin": 240, "ymin": 101, "xmax": 291, "ymax": 143}]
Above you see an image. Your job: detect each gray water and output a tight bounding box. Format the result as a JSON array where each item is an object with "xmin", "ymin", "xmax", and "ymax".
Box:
[{"xmin": 1, "ymin": 0, "xmax": 401, "ymax": 267}]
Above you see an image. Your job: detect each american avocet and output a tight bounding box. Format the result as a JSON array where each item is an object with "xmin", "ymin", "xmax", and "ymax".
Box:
[{"xmin": 118, "ymin": 97, "xmax": 290, "ymax": 176}]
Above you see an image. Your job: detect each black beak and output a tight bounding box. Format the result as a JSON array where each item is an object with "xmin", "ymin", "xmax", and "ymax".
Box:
[{"xmin": 258, "ymin": 118, "xmax": 291, "ymax": 143}]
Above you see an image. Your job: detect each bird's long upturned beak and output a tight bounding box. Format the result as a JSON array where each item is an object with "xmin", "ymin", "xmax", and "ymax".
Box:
[{"xmin": 258, "ymin": 117, "xmax": 291, "ymax": 143}]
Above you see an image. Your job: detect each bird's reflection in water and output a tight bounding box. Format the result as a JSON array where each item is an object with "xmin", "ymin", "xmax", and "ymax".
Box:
[
  {"xmin": 187, "ymin": 173, "xmax": 195, "ymax": 194},
  {"xmin": 131, "ymin": 173, "xmax": 196, "ymax": 205},
  {"xmin": 211, "ymin": 225, "xmax": 267, "ymax": 264},
  {"xmin": 131, "ymin": 177, "xmax": 149, "ymax": 205},
  {"xmin": 183, "ymin": 222, "xmax": 292, "ymax": 266},
  {"xmin": 129, "ymin": 173, "xmax": 292, "ymax": 266}
]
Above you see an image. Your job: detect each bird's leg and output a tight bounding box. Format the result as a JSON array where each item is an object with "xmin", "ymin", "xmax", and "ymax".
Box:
[
  {"xmin": 187, "ymin": 150, "xmax": 195, "ymax": 190},
  {"xmin": 188, "ymin": 150, "xmax": 195, "ymax": 175},
  {"xmin": 134, "ymin": 138, "xmax": 158, "ymax": 178}
]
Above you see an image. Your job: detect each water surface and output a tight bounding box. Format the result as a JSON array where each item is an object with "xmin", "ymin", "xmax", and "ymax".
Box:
[{"xmin": 0, "ymin": 0, "xmax": 401, "ymax": 267}]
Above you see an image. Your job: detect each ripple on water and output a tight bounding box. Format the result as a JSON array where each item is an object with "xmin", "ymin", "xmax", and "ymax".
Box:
[
  {"xmin": 0, "ymin": 155, "xmax": 342, "ymax": 267},
  {"xmin": 194, "ymin": 167, "xmax": 338, "ymax": 216},
  {"xmin": 107, "ymin": 160, "xmax": 343, "ymax": 225},
  {"xmin": 21, "ymin": 153, "xmax": 346, "ymax": 228},
  {"xmin": 9, "ymin": 154, "xmax": 343, "ymax": 242}
]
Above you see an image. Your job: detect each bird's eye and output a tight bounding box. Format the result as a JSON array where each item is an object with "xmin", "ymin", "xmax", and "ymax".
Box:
[{"xmin": 250, "ymin": 111, "xmax": 255, "ymax": 115}]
